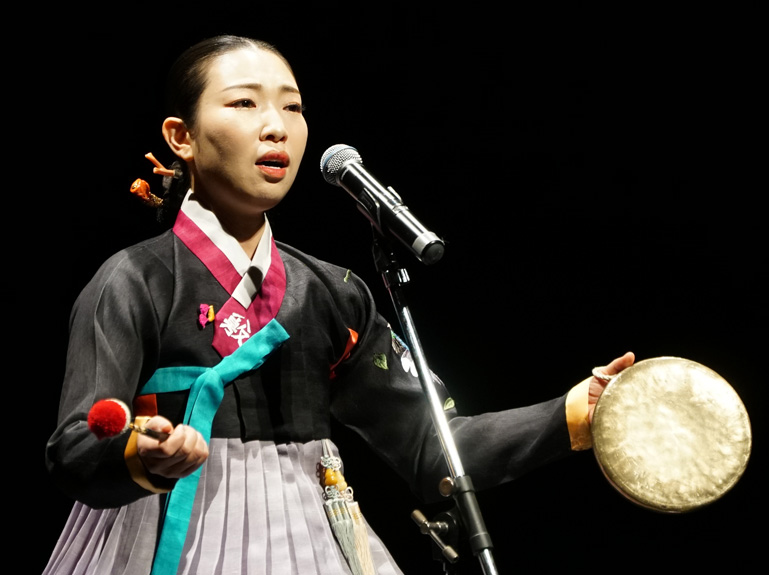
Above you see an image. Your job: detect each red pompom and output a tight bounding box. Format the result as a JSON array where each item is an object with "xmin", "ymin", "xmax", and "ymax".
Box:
[{"xmin": 88, "ymin": 399, "xmax": 131, "ymax": 439}]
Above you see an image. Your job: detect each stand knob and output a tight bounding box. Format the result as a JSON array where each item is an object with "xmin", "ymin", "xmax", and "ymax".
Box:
[{"xmin": 411, "ymin": 509, "xmax": 460, "ymax": 564}]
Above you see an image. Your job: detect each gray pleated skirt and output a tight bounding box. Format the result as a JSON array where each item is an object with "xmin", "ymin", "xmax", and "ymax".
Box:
[{"xmin": 43, "ymin": 439, "xmax": 404, "ymax": 574}]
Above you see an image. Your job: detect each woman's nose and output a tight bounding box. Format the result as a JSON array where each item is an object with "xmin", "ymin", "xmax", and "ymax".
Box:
[{"xmin": 260, "ymin": 107, "xmax": 287, "ymax": 142}]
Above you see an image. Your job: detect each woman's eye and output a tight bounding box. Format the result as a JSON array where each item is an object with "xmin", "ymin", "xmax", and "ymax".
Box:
[
  {"xmin": 230, "ymin": 99, "xmax": 256, "ymax": 108},
  {"xmin": 286, "ymin": 103, "xmax": 305, "ymax": 114}
]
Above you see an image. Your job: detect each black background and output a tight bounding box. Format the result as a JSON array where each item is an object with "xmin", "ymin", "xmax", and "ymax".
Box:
[{"xmin": 24, "ymin": 3, "xmax": 764, "ymax": 573}]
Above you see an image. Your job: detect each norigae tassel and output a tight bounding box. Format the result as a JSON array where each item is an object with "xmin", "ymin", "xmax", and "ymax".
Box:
[{"xmin": 320, "ymin": 440, "xmax": 376, "ymax": 575}]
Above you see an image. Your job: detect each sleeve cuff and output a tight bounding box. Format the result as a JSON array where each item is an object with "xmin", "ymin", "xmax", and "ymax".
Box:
[
  {"xmin": 124, "ymin": 416, "xmax": 174, "ymax": 494},
  {"xmin": 566, "ymin": 377, "xmax": 593, "ymax": 451}
]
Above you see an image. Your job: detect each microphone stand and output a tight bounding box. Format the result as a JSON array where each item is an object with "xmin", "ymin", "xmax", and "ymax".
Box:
[{"xmin": 369, "ymin": 229, "xmax": 498, "ymax": 575}]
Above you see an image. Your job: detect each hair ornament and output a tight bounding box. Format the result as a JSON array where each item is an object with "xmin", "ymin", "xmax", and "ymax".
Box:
[
  {"xmin": 145, "ymin": 152, "xmax": 176, "ymax": 177},
  {"xmin": 129, "ymin": 178, "xmax": 164, "ymax": 207},
  {"xmin": 129, "ymin": 152, "xmax": 182, "ymax": 208}
]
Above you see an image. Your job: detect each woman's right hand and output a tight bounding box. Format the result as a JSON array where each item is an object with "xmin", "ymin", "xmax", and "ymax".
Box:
[{"xmin": 136, "ymin": 416, "xmax": 209, "ymax": 479}]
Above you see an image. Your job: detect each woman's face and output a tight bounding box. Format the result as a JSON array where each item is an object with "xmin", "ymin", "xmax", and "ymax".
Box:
[{"xmin": 186, "ymin": 47, "xmax": 308, "ymax": 218}]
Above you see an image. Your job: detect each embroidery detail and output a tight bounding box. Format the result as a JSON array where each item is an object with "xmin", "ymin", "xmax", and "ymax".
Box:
[
  {"xmin": 373, "ymin": 353, "xmax": 388, "ymax": 370},
  {"xmin": 198, "ymin": 304, "xmax": 215, "ymax": 328},
  {"xmin": 219, "ymin": 312, "xmax": 252, "ymax": 346},
  {"xmin": 390, "ymin": 330, "xmax": 408, "ymax": 354},
  {"xmin": 400, "ymin": 352, "xmax": 418, "ymax": 376},
  {"xmin": 389, "ymin": 331, "xmax": 417, "ymax": 376}
]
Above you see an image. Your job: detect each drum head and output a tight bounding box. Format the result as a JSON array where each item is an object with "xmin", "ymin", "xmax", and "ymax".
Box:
[{"xmin": 592, "ymin": 357, "xmax": 751, "ymax": 513}]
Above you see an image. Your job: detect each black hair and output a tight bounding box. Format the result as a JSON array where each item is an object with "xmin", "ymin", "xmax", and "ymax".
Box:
[{"xmin": 165, "ymin": 35, "xmax": 290, "ymax": 130}]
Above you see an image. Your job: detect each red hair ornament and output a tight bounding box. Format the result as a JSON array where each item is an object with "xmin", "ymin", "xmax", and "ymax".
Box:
[{"xmin": 129, "ymin": 152, "xmax": 178, "ymax": 208}]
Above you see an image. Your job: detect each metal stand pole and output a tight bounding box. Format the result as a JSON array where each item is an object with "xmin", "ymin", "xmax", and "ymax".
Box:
[{"xmin": 370, "ymin": 232, "xmax": 498, "ymax": 575}]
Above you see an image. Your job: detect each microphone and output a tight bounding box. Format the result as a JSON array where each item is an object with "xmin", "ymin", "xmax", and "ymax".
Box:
[{"xmin": 320, "ymin": 144, "xmax": 445, "ymax": 265}]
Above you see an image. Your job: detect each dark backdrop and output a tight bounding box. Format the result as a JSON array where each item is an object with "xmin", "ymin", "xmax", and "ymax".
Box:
[{"xmin": 26, "ymin": 4, "xmax": 763, "ymax": 573}]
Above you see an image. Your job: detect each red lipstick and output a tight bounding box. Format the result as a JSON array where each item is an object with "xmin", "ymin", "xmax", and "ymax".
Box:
[{"xmin": 256, "ymin": 151, "xmax": 289, "ymax": 179}]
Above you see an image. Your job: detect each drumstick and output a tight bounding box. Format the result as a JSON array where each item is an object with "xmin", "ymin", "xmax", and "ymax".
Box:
[{"xmin": 87, "ymin": 398, "xmax": 169, "ymax": 441}]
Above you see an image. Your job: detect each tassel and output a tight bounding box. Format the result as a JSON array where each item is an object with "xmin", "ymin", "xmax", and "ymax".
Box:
[
  {"xmin": 324, "ymin": 499, "xmax": 361, "ymax": 574},
  {"xmin": 320, "ymin": 440, "xmax": 377, "ymax": 575},
  {"xmin": 350, "ymin": 501, "xmax": 376, "ymax": 574}
]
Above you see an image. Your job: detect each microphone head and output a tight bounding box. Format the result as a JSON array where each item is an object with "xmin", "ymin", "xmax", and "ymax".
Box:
[{"xmin": 320, "ymin": 144, "xmax": 362, "ymax": 185}]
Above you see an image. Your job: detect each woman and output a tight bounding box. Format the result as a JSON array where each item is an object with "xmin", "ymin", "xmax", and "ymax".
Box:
[{"xmin": 44, "ymin": 35, "xmax": 634, "ymax": 574}]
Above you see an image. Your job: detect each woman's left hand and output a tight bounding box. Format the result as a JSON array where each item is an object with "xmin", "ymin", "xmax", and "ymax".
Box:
[{"xmin": 588, "ymin": 351, "xmax": 635, "ymax": 423}]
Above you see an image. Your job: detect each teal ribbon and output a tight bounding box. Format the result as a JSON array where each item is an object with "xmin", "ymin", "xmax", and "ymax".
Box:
[{"xmin": 141, "ymin": 318, "xmax": 290, "ymax": 575}]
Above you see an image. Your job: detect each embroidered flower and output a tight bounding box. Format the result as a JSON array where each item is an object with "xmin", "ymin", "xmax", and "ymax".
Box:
[{"xmin": 400, "ymin": 351, "xmax": 418, "ymax": 376}]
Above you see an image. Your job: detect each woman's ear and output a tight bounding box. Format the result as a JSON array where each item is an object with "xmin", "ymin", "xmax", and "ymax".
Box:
[{"xmin": 162, "ymin": 117, "xmax": 194, "ymax": 161}]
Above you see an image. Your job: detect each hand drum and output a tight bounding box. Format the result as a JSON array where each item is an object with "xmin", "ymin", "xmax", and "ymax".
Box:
[{"xmin": 592, "ymin": 357, "xmax": 751, "ymax": 513}]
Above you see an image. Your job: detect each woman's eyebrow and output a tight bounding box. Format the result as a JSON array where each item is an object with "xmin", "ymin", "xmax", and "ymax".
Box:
[{"xmin": 223, "ymin": 83, "xmax": 301, "ymax": 95}]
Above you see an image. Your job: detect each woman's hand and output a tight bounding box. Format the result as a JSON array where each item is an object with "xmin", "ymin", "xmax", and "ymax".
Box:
[
  {"xmin": 588, "ymin": 351, "xmax": 635, "ymax": 423},
  {"xmin": 136, "ymin": 416, "xmax": 209, "ymax": 479}
]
